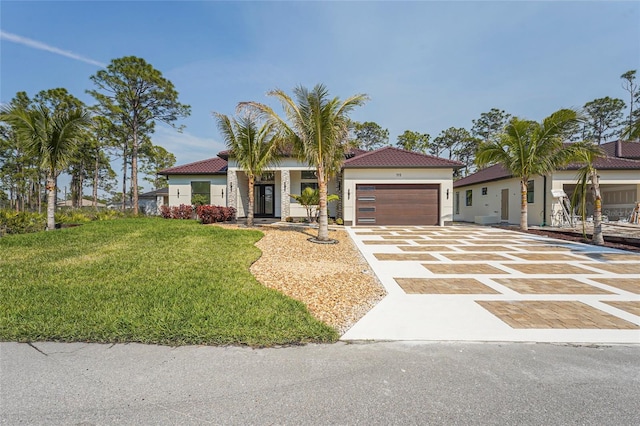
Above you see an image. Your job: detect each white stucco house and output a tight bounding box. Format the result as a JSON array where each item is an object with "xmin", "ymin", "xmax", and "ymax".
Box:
[
  {"xmin": 452, "ymin": 140, "xmax": 640, "ymax": 227},
  {"xmin": 159, "ymin": 146, "xmax": 464, "ymax": 226}
]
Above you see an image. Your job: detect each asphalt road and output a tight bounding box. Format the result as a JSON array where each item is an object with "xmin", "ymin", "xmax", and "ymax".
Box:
[{"xmin": 1, "ymin": 341, "xmax": 638, "ymax": 425}]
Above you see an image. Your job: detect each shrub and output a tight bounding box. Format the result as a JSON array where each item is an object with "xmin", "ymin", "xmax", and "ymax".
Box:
[
  {"xmin": 95, "ymin": 209, "xmax": 124, "ymax": 221},
  {"xmin": 196, "ymin": 205, "xmax": 236, "ymax": 224},
  {"xmin": 55, "ymin": 209, "xmax": 92, "ymax": 224},
  {"xmin": 159, "ymin": 205, "xmax": 173, "ymax": 219},
  {"xmin": 335, "ymin": 218, "xmax": 344, "ymax": 226},
  {"xmin": 172, "ymin": 204, "xmax": 193, "ymax": 219},
  {"xmin": 285, "ymin": 216, "xmax": 293, "ymax": 223},
  {"xmin": 0, "ymin": 210, "xmax": 46, "ymax": 235}
]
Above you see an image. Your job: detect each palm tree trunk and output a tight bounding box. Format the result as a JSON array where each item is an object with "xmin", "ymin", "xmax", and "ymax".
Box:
[
  {"xmin": 520, "ymin": 179, "xmax": 528, "ymax": 231},
  {"xmin": 591, "ymin": 172, "xmax": 604, "ymax": 245},
  {"xmin": 317, "ymin": 165, "xmax": 329, "ymax": 241},
  {"xmin": 247, "ymin": 176, "xmax": 255, "ymax": 227},
  {"xmin": 46, "ymin": 173, "xmax": 56, "ymax": 231}
]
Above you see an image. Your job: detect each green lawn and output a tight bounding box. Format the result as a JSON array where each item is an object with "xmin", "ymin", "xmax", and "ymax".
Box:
[{"xmin": 0, "ymin": 218, "xmax": 338, "ymax": 346}]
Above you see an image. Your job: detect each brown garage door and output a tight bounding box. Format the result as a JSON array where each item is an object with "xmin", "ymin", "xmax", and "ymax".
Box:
[{"xmin": 355, "ymin": 184, "xmax": 440, "ymax": 226}]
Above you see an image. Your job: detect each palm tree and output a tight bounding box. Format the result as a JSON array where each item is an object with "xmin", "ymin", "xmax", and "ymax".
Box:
[
  {"xmin": 290, "ymin": 187, "xmax": 339, "ymax": 224},
  {"xmin": 570, "ymin": 143, "xmax": 606, "ymax": 245},
  {"xmin": 475, "ymin": 109, "xmax": 583, "ymax": 231},
  {"xmin": 213, "ymin": 111, "xmax": 280, "ymax": 227},
  {"xmin": 241, "ymin": 84, "xmax": 368, "ymax": 241},
  {"xmin": 1, "ymin": 104, "xmax": 90, "ymax": 230}
]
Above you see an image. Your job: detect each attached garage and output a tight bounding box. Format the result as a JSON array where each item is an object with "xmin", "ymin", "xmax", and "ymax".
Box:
[
  {"xmin": 355, "ymin": 184, "xmax": 440, "ymax": 225},
  {"xmin": 341, "ymin": 147, "xmax": 464, "ymax": 227}
]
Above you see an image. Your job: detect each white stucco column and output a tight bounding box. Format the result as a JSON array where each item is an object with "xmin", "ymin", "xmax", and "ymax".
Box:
[{"xmin": 280, "ymin": 170, "xmax": 290, "ymax": 219}]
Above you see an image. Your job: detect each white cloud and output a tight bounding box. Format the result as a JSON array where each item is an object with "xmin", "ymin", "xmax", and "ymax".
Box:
[{"xmin": 0, "ymin": 30, "xmax": 106, "ymax": 68}]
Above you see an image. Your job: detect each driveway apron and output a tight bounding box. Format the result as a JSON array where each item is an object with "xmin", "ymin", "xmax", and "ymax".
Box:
[{"xmin": 342, "ymin": 225, "xmax": 640, "ymax": 343}]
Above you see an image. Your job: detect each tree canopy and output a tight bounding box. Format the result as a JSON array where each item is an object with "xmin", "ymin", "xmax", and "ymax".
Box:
[{"xmin": 88, "ymin": 56, "xmax": 191, "ymax": 214}]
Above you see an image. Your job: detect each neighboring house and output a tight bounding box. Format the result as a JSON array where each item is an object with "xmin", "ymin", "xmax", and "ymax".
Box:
[
  {"xmin": 159, "ymin": 146, "xmax": 464, "ymax": 226},
  {"xmin": 57, "ymin": 199, "xmax": 106, "ymax": 208},
  {"xmin": 139, "ymin": 188, "xmax": 169, "ymax": 215},
  {"xmin": 453, "ymin": 140, "xmax": 640, "ymax": 226}
]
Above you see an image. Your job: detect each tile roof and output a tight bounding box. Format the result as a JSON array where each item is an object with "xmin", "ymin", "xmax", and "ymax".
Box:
[
  {"xmin": 158, "ymin": 157, "xmax": 228, "ymax": 175},
  {"xmin": 453, "ymin": 164, "xmax": 510, "ymax": 187},
  {"xmin": 454, "ymin": 152, "xmax": 640, "ymax": 188},
  {"xmin": 218, "ymin": 146, "xmax": 368, "ymax": 160},
  {"xmin": 139, "ymin": 188, "xmax": 169, "ymax": 197},
  {"xmin": 343, "ymin": 146, "xmax": 465, "ymax": 169},
  {"xmin": 601, "ymin": 140, "xmax": 640, "ymax": 159},
  {"xmin": 563, "ymin": 156, "xmax": 640, "ymax": 170}
]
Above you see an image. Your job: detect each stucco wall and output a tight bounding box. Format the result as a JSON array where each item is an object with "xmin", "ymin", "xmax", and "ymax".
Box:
[
  {"xmin": 343, "ymin": 168, "xmax": 455, "ymax": 226},
  {"xmin": 454, "ymin": 170, "xmax": 640, "ymax": 226},
  {"xmin": 453, "ymin": 176, "xmax": 548, "ymax": 226},
  {"xmin": 166, "ymin": 175, "xmax": 226, "ymax": 207}
]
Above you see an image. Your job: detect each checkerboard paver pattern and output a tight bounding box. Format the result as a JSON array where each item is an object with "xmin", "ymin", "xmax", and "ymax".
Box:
[
  {"xmin": 374, "ymin": 253, "xmax": 438, "ymax": 261},
  {"xmin": 493, "ymin": 278, "xmax": 613, "ymax": 294},
  {"xmin": 588, "ymin": 278, "xmax": 639, "ymax": 294},
  {"xmin": 395, "ymin": 278, "xmax": 499, "ymax": 294},
  {"xmin": 353, "ymin": 225, "xmax": 640, "ymax": 332},
  {"xmin": 602, "ymin": 301, "xmax": 640, "ymax": 316},
  {"xmin": 476, "ymin": 301, "xmax": 639, "ymax": 329}
]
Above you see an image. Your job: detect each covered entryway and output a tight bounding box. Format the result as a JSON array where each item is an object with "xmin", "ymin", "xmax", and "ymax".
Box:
[{"xmin": 355, "ymin": 184, "xmax": 440, "ymax": 225}]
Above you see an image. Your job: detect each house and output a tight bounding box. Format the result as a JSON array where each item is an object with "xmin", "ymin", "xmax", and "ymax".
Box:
[
  {"xmin": 159, "ymin": 146, "xmax": 464, "ymax": 226},
  {"xmin": 57, "ymin": 199, "xmax": 106, "ymax": 208},
  {"xmin": 452, "ymin": 140, "xmax": 640, "ymax": 226},
  {"xmin": 139, "ymin": 188, "xmax": 169, "ymax": 215}
]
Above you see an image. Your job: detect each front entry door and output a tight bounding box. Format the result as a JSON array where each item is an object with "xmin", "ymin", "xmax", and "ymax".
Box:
[
  {"xmin": 254, "ymin": 184, "xmax": 274, "ymax": 217},
  {"xmin": 501, "ymin": 189, "xmax": 509, "ymax": 221}
]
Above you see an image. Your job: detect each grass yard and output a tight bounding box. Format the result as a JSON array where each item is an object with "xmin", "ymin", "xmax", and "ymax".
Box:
[{"xmin": 0, "ymin": 218, "xmax": 338, "ymax": 346}]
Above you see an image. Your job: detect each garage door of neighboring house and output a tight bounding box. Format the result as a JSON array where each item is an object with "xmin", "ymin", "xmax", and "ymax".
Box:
[{"xmin": 355, "ymin": 184, "xmax": 440, "ymax": 226}]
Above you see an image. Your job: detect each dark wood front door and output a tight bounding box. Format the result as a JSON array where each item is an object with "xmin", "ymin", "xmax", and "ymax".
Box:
[{"xmin": 254, "ymin": 184, "xmax": 274, "ymax": 217}]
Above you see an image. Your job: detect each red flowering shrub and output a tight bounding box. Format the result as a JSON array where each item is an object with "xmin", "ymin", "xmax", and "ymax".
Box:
[
  {"xmin": 196, "ymin": 205, "xmax": 236, "ymax": 224},
  {"xmin": 160, "ymin": 205, "xmax": 172, "ymax": 219},
  {"xmin": 174, "ymin": 204, "xmax": 193, "ymax": 219}
]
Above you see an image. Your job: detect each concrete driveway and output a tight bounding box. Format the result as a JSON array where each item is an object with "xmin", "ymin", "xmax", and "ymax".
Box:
[{"xmin": 343, "ymin": 225, "xmax": 640, "ymax": 344}]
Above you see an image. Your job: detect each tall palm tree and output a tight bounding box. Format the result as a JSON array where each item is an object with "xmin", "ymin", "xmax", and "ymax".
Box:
[
  {"xmin": 213, "ymin": 111, "xmax": 280, "ymax": 227},
  {"xmin": 475, "ymin": 109, "xmax": 583, "ymax": 231},
  {"xmin": 241, "ymin": 84, "xmax": 368, "ymax": 241},
  {"xmin": 569, "ymin": 143, "xmax": 606, "ymax": 245},
  {"xmin": 0, "ymin": 104, "xmax": 90, "ymax": 230}
]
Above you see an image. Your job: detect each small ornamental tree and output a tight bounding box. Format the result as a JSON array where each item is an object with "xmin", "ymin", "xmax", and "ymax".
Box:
[{"xmin": 290, "ymin": 187, "xmax": 339, "ymax": 223}]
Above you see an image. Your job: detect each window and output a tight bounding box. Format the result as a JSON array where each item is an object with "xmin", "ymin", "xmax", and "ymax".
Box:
[
  {"xmin": 466, "ymin": 189, "xmax": 472, "ymax": 206},
  {"xmin": 300, "ymin": 182, "xmax": 318, "ymax": 192},
  {"xmin": 300, "ymin": 170, "xmax": 317, "ymax": 193},
  {"xmin": 257, "ymin": 172, "xmax": 275, "ymax": 182},
  {"xmin": 527, "ymin": 180, "xmax": 534, "ymax": 203},
  {"xmin": 482, "ymin": 187, "xmax": 488, "ymax": 196},
  {"xmin": 191, "ymin": 181, "xmax": 210, "ymax": 205}
]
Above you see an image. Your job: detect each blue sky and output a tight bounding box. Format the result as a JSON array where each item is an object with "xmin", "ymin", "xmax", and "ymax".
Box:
[{"xmin": 2, "ymin": 1, "xmax": 639, "ymax": 193}]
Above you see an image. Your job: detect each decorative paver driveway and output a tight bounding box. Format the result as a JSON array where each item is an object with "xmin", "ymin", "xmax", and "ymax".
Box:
[{"xmin": 342, "ymin": 225, "xmax": 640, "ymax": 343}]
